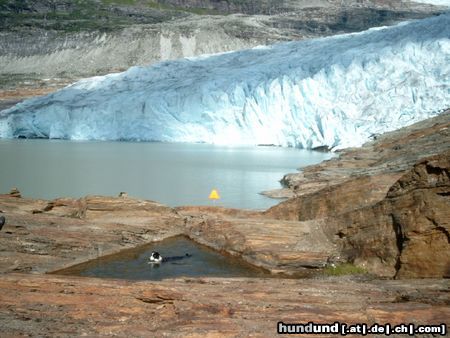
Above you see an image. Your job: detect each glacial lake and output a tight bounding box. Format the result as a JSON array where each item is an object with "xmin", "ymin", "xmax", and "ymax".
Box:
[{"xmin": 0, "ymin": 139, "xmax": 332, "ymax": 210}]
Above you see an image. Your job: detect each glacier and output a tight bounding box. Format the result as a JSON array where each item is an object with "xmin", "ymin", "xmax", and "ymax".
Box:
[
  {"xmin": 0, "ymin": 13, "xmax": 449, "ymax": 150},
  {"xmin": 414, "ymin": 0, "xmax": 450, "ymax": 6}
]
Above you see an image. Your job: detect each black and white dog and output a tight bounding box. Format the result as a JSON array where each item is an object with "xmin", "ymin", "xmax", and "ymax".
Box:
[
  {"xmin": 148, "ymin": 251, "xmax": 192, "ymax": 264},
  {"xmin": 0, "ymin": 214, "xmax": 5, "ymax": 231}
]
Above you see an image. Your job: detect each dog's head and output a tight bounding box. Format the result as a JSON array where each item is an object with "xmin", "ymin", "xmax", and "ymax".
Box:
[{"xmin": 149, "ymin": 251, "xmax": 162, "ymax": 262}]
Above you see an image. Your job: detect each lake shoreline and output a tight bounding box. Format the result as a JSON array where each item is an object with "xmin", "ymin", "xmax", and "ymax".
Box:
[
  {"xmin": 0, "ymin": 138, "xmax": 333, "ymax": 210},
  {"xmin": 0, "ymin": 110, "xmax": 448, "ymax": 335}
]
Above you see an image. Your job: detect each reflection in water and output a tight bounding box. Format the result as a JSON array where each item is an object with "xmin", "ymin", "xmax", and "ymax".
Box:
[
  {"xmin": 0, "ymin": 139, "xmax": 333, "ymax": 209},
  {"xmin": 53, "ymin": 236, "xmax": 272, "ymax": 280}
]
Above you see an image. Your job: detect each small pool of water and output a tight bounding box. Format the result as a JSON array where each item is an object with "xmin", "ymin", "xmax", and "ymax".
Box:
[
  {"xmin": 53, "ymin": 236, "xmax": 272, "ymax": 280},
  {"xmin": 0, "ymin": 139, "xmax": 333, "ymax": 210}
]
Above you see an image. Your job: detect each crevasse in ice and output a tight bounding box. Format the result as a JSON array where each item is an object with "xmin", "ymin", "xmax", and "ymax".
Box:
[{"xmin": 0, "ymin": 13, "xmax": 449, "ymax": 149}]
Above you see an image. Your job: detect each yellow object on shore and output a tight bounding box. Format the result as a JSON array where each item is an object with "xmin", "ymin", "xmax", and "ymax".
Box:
[{"xmin": 209, "ymin": 189, "xmax": 220, "ymax": 200}]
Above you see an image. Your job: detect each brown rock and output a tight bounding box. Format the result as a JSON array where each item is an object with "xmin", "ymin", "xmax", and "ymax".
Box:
[
  {"xmin": 322, "ymin": 152, "xmax": 450, "ymax": 278},
  {"xmin": 265, "ymin": 173, "xmax": 400, "ymax": 221},
  {"xmin": 0, "ymin": 195, "xmax": 184, "ymax": 274},
  {"xmin": 388, "ymin": 155, "xmax": 450, "ymax": 278},
  {"xmin": 9, "ymin": 187, "xmax": 21, "ymax": 198},
  {"xmin": 261, "ymin": 112, "xmax": 450, "ymax": 278},
  {"xmin": 184, "ymin": 215, "xmax": 337, "ymax": 273},
  {"xmin": 265, "ymin": 111, "xmax": 450, "ymax": 222},
  {"xmin": 0, "ymin": 273, "xmax": 448, "ymax": 337}
]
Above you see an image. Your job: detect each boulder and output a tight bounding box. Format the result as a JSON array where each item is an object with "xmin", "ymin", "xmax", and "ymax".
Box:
[{"xmin": 9, "ymin": 187, "xmax": 21, "ymax": 198}]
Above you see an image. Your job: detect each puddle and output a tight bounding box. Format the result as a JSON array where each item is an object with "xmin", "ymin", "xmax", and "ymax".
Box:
[{"xmin": 53, "ymin": 236, "xmax": 271, "ymax": 280}]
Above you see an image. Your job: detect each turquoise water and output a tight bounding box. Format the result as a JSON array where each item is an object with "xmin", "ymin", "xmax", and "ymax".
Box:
[{"xmin": 0, "ymin": 139, "xmax": 332, "ymax": 209}]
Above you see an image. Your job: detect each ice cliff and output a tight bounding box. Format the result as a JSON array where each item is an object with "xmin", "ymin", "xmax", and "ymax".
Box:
[
  {"xmin": 0, "ymin": 13, "xmax": 449, "ymax": 150},
  {"xmin": 414, "ymin": 0, "xmax": 450, "ymax": 6}
]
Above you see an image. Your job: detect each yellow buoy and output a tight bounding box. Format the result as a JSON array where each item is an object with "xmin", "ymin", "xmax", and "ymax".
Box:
[{"xmin": 209, "ymin": 189, "xmax": 221, "ymax": 200}]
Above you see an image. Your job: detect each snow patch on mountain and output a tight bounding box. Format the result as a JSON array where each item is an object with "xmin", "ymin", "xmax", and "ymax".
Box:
[{"xmin": 0, "ymin": 14, "xmax": 449, "ymax": 150}]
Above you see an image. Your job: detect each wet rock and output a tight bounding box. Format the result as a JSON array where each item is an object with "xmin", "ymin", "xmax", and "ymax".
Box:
[{"xmin": 311, "ymin": 145, "xmax": 331, "ymax": 152}]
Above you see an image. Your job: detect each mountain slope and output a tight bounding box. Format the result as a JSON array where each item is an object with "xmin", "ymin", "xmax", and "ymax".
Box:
[
  {"xmin": 0, "ymin": 0, "xmax": 444, "ymax": 86},
  {"xmin": 0, "ymin": 13, "xmax": 449, "ymax": 149}
]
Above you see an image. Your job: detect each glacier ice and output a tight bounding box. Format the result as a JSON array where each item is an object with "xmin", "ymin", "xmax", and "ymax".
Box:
[
  {"xmin": 0, "ymin": 14, "xmax": 449, "ymax": 150},
  {"xmin": 413, "ymin": 0, "xmax": 450, "ymax": 6}
]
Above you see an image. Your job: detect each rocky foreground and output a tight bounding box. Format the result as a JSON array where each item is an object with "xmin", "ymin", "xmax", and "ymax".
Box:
[
  {"xmin": 0, "ymin": 274, "xmax": 448, "ymax": 337},
  {"xmin": 0, "ymin": 111, "xmax": 449, "ymax": 336}
]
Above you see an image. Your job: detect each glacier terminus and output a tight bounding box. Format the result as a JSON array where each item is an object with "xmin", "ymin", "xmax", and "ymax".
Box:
[{"xmin": 0, "ymin": 13, "xmax": 449, "ymax": 150}]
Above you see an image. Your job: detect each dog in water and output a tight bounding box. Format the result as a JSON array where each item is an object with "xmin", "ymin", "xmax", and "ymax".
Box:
[{"xmin": 148, "ymin": 251, "xmax": 192, "ymax": 264}]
